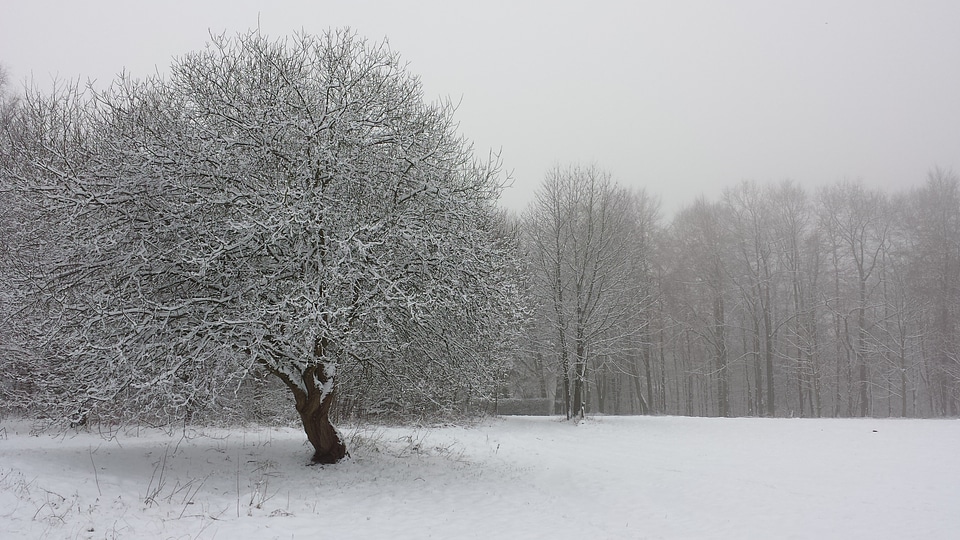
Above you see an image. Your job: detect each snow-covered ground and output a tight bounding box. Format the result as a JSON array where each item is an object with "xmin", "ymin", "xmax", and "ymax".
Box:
[{"xmin": 0, "ymin": 415, "xmax": 957, "ymax": 539}]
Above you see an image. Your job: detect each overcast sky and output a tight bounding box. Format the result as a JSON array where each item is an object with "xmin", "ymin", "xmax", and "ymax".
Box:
[{"xmin": 3, "ymin": 1, "xmax": 959, "ymax": 214}]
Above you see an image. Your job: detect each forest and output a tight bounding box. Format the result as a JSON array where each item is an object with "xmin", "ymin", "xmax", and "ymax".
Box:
[{"xmin": 512, "ymin": 164, "xmax": 960, "ymax": 421}]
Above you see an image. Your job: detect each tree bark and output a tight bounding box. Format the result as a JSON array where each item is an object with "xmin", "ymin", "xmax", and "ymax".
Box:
[
  {"xmin": 572, "ymin": 328, "xmax": 587, "ymax": 418},
  {"xmin": 297, "ymin": 365, "xmax": 347, "ymax": 464},
  {"xmin": 264, "ymin": 340, "xmax": 348, "ymax": 464}
]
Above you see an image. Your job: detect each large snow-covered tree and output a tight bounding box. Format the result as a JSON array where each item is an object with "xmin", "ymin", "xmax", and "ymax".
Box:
[{"xmin": 0, "ymin": 30, "xmax": 522, "ymax": 463}]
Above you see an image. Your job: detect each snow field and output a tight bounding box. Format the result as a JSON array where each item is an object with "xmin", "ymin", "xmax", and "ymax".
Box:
[{"xmin": 0, "ymin": 416, "xmax": 958, "ymax": 539}]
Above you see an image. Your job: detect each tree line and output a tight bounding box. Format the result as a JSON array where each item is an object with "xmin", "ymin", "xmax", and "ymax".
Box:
[{"xmin": 513, "ymin": 164, "xmax": 960, "ymax": 419}]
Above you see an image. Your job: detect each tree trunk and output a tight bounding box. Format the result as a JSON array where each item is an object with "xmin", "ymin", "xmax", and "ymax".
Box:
[
  {"xmin": 630, "ymin": 352, "xmax": 650, "ymax": 415},
  {"xmin": 761, "ymin": 276, "xmax": 775, "ymax": 417},
  {"xmin": 642, "ymin": 329, "xmax": 654, "ymax": 414},
  {"xmin": 265, "ymin": 340, "xmax": 348, "ymax": 464},
  {"xmin": 571, "ymin": 360, "xmax": 585, "ymax": 417},
  {"xmin": 294, "ymin": 367, "xmax": 347, "ymax": 463},
  {"xmin": 271, "ymin": 369, "xmax": 348, "ymax": 463},
  {"xmin": 535, "ymin": 353, "xmax": 549, "ymax": 399},
  {"xmin": 553, "ymin": 256, "xmax": 572, "ymax": 419},
  {"xmin": 300, "ymin": 399, "xmax": 347, "ymax": 464},
  {"xmin": 752, "ymin": 312, "xmax": 764, "ymax": 416},
  {"xmin": 857, "ymin": 276, "xmax": 869, "ymax": 417},
  {"xmin": 740, "ymin": 317, "xmax": 754, "ymax": 415},
  {"xmin": 595, "ymin": 362, "xmax": 606, "ymax": 413},
  {"xmin": 714, "ymin": 292, "xmax": 729, "ymax": 417},
  {"xmin": 572, "ymin": 330, "xmax": 587, "ymax": 418},
  {"xmin": 793, "ymin": 272, "xmax": 805, "ymax": 417},
  {"xmin": 809, "ymin": 238, "xmax": 823, "ymax": 418}
]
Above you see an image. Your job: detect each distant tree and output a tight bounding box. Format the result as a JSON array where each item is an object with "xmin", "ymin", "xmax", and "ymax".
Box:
[
  {"xmin": 818, "ymin": 181, "xmax": 890, "ymax": 417},
  {"xmin": 724, "ymin": 182, "xmax": 777, "ymax": 416},
  {"xmin": 512, "ymin": 167, "xmax": 957, "ymax": 420},
  {"xmin": 768, "ymin": 181, "xmax": 822, "ymax": 417},
  {"xmin": 670, "ymin": 198, "xmax": 732, "ymax": 416},
  {"xmin": 871, "ymin": 203, "xmax": 920, "ymax": 418},
  {"xmin": 524, "ymin": 165, "xmax": 640, "ymax": 418},
  {"xmin": 524, "ymin": 170, "xmax": 575, "ymax": 417},
  {"xmin": 904, "ymin": 169, "xmax": 960, "ymax": 415},
  {"xmin": 623, "ymin": 189, "xmax": 661, "ymax": 414},
  {"xmin": 0, "ymin": 30, "xmax": 521, "ymax": 462}
]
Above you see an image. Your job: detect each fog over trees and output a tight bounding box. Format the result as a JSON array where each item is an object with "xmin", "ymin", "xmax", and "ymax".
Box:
[
  {"xmin": 1, "ymin": 29, "xmax": 958, "ymax": 467},
  {"xmin": 515, "ymin": 168, "xmax": 960, "ymax": 419}
]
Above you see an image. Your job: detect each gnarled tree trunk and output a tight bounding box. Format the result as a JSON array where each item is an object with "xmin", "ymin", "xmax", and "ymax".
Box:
[
  {"xmin": 295, "ymin": 363, "xmax": 347, "ymax": 464},
  {"xmin": 265, "ymin": 339, "xmax": 348, "ymax": 464}
]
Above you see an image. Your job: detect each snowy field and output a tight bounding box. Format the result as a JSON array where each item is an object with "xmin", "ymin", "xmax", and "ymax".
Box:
[{"xmin": 1, "ymin": 416, "xmax": 958, "ymax": 539}]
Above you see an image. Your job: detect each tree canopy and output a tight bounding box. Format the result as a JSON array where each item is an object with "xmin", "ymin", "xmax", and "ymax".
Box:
[{"xmin": 0, "ymin": 30, "xmax": 523, "ymax": 462}]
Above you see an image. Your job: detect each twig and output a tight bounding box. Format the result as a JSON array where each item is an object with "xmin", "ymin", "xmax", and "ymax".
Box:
[
  {"xmin": 236, "ymin": 449, "xmax": 241, "ymax": 518},
  {"xmin": 178, "ymin": 475, "xmax": 209, "ymax": 519},
  {"xmin": 89, "ymin": 446, "xmax": 102, "ymax": 496},
  {"xmin": 144, "ymin": 444, "xmax": 170, "ymax": 506}
]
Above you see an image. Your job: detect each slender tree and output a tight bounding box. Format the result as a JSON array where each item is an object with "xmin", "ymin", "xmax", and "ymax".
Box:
[
  {"xmin": 905, "ymin": 169, "xmax": 960, "ymax": 415},
  {"xmin": 818, "ymin": 181, "xmax": 890, "ymax": 417}
]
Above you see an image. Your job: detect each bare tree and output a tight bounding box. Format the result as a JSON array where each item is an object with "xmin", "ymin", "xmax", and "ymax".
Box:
[
  {"xmin": 903, "ymin": 169, "xmax": 960, "ymax": 415},
  {"xmin": 513, "ymin": 167, "xmax": 959, "ymax": 420},
  {"xmin": 665, "ymin": 198, "xmax": 732, "ymax": 416},
  {"xmin": 525, "ymin": 173, "xmax": 575, "ymax": 417},
  {"xmin": 768, "ymin": 181, "xmax": 822, "ymax": 417},
  {"xmin": 625, "ymin": 189, "xmax": 661, "ymax": 414},
  {"xmin": 724, "ymin": 182, "xmax": 779, "ymax": 416},
  {"xmin": 1, "ymin": 30, "xmax": 522, "ymax": 462},
  {"xmin": 524, "ymin": 165, "xmax": 642, "ymax": 418},
  {"xmin": 818, "ymin": 181, "xmax": 890, "ymax": 417}
]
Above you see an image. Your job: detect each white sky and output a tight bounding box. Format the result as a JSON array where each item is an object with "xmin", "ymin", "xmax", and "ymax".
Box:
[{"xmin": 3, "ymin": 1, "xmax": 959, "ymax": 214}]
